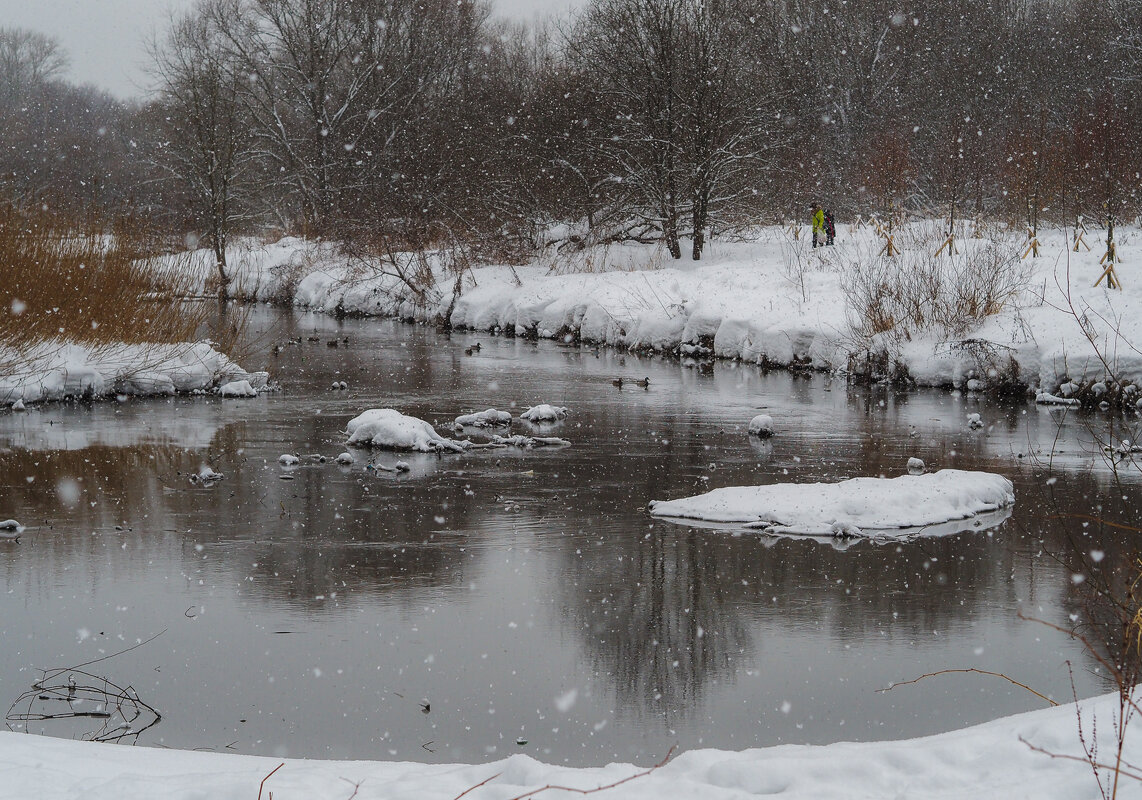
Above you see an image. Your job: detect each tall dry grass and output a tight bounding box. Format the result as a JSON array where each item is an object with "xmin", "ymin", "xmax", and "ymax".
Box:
[{"xmin": 0, "ymin": 205, "xmax": 212, "ymax": 352}]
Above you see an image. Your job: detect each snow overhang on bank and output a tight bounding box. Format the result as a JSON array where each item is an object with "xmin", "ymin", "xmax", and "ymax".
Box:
[{"xmin": 1, "ymin": 340, "xmax": 268, "ymax": 406}]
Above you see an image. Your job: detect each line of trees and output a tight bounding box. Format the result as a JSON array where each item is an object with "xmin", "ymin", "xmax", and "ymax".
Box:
[{"xmin": 4, "ymin": 0, "xmax": 1142, "ymax": 267}]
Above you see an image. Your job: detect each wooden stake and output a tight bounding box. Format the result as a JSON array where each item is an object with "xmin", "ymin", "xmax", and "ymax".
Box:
[
  {"xmin": 1021, "ymin": 228, "xmax": 1040, "ymax": 260},
  {"xmin": 1095, "ymin": 262, "xmax": 1122, "ymax": 289},
  {"xmin": 934, "ymin": 233, "xmax": 958, "ymax": 257},
  {"xmin": 1073, "ymin": 218, "xmax": 1090, "ymax": 252},
  {"xmin": 877, "ymin": 234, "xmax": 899, "ymax": 257},
  {"xmin": 1095, "ymin": 241, "xmax": 1122, "ymax": 289}
]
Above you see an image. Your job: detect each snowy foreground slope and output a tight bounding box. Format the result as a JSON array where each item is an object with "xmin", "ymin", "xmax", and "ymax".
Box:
[
  {"xmin": 164, "ymin": 225, "xmax": 1142, "ymax": 394},
  {"xmin": 0, "ymin": 692, "xmax": 1135, "ymax": 800}
]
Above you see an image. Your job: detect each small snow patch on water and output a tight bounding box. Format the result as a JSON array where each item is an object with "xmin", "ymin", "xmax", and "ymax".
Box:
[
  {"xmin": 218, "ymin": 380, "xmax": 257, "ymax": 398},
  {"xmin": 748, "ymin": 414, "xmax": 774, "ymax": 437},
  {"xmin": 521, "ymin": 404, "xmax": 568, "ymax": 422}
]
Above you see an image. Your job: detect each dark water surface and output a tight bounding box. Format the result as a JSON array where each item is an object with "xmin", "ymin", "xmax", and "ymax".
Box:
[{"xmin": 2, "ymin": 308, "xmax": 1140, "ymax": 766}]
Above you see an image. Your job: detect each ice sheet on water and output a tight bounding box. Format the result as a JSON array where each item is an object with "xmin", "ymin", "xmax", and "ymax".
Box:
[{"xmin": 649, "ymin": 469, "xmax": 1014, "ymax": 541}]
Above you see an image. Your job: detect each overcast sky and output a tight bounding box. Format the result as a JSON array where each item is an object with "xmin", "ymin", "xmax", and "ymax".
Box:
[{"xmin": 0, "ymin": 0, "xmax": 585, "ymax": 100}]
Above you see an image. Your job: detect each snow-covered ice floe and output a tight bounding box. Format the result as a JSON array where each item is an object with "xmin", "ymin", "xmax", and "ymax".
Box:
[
  {"xmin": 188, "ymin": 466, "xmax": 224, "ymax": 485},
  {"xmin": 346, "ymin": 409, "xmax": 469, "ymax": 452},
  {"xmin": 649, "ymin": 469, "xmax": 1014, "ymax": 540},
  {"xmin": 489, "ymin": 434, "xmax": 570, "ymax": 448},
  {"xmin": 0, "ymin": 689, "xmax": 1137, "ymax": 800},
  {"xmin": 1035, "ymin": 391, "xmax": 1080, "ymax": 406},
  {"xmin": 520, "ymin": 404, "xmax": 568, "ymax": 422},
  {"xmin": 0, "ymin": 519, "xmax": 22, "ymax": 541},
  {"xmin": 218, "ymin": 379, "xmax": 258, "ymax": 397},
  {"xmin": 454, "ymin": 408, "xmax": 513, "ymax": 427}
]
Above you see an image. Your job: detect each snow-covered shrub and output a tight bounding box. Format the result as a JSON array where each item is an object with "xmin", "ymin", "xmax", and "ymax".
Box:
[
  {"xmin": 540, "ymin": 240, "xmax": 668, "ymax": 276},
  {"xmin": 839, "ymin": 224, "xmax": 1029, "ymax": 358}
]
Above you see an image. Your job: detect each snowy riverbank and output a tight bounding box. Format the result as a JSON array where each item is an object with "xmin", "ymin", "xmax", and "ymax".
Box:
[
  {"xmin": 0, "ymin": 340, "xmax": 268, "ymax": 406},
  {"xmin": 161, "ymin": 223, "xmax": 1142, "ymax": 401},
  {"xmin": 0, "ymin": 690, "xmax": 1135, "ymax": 799}
]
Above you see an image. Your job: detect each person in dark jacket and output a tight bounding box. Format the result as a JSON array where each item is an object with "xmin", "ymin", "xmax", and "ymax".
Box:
[{"xmin": 824, "ymin": 209, "xmax": 836, "ymax": 246}]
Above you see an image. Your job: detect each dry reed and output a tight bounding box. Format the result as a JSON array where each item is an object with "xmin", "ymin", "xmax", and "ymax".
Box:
[{"xmin": 0, "ymin": 205, "xmax": 211, "ymax": 352}]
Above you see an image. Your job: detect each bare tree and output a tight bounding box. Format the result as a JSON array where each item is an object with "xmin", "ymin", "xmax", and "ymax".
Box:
[
  {"xmin": 203, "ymin": 0, "xmax": 488, "ymax": 234},
  {"xmin": 565, "ymin": 0, "xmax": 783, "ymax": 260},
  {"xmin": 568, "ymin": 0, "xmax": 688, "ymax": 258},
  {"xmin": 681, "ymin": 1, "xmax": 784, "ymax": 259},
  {"xmin": 0, "ymin": 27, "xmax": 68, "ymax": 104},
  {"xmin": 152, "ymin": 2, "xmax": 254, "ymax": 297}
]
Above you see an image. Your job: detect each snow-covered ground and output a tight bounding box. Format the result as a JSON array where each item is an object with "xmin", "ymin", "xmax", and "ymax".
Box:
[
  {"xmin": 1, "ymin": 690, "xmax": 1136, "ymax": 799},
  {"xmin": 649, "ymin": 469, "xmax": 1015, "ymax": 540},
  {"xmin": 0, "ymin": 340, "xmax": 268, "ymax": 406},
  {"xmin": 157, "ymin": 223, "xmax": 1142, "ymax": 398}
]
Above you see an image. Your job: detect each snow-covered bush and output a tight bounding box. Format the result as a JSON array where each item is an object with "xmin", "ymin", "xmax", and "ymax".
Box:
[{"xmin": 838, "ymin": 224, "xmax": 1030, "ymax": 374}]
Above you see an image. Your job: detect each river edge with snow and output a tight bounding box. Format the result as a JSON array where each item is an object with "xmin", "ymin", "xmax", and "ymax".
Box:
[
  {"xmin": 7, "ymin": 222, "xmax": 1142, "ymax": 409},
  {"xmin": 1, "ymin": 690, "xmax": 1135, "ymax": 800},
  {"xmin": 151, "ymin": 222, "xmax": 1142, "ymax": 407}
]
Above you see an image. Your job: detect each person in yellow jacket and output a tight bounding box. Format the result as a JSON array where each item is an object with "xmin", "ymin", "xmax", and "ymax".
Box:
[{"xmin": 810, "ymin": 203, "xmax": 825, "ymax": 248}]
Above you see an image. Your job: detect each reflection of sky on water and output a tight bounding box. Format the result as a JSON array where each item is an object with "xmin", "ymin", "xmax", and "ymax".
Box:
[
  {"xmin": 0, "ymin": 399, "xmax": 234, "ymax": 452},
  {"xmin": 0, "ymin": 309, "xmax": 1137, "ymax": 766}
]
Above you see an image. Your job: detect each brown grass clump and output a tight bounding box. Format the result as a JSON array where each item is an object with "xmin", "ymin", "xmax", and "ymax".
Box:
[{"xmin": 0, "ymin": 205, "xmax": 210, "ymax": 351}]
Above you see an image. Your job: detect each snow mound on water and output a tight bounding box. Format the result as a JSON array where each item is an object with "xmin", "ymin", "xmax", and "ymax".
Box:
[
  {"xmin": 748, "ymin": 414, "xmax": 774, "ymax": 436},
  {"xmin": 218, "ymin": 380, "xmax": 257, "ymax": 397},
  {"xmin": 520, "ymin": 404, "xmax": 568, "ymax": 422},
  {"xmin": 649, "ymin": 469, "xmax": 1014, "ymax": 539},
  {"xmin": 346, "ymin": 409, "xmax": 468, "ymax": 452},
  {"xmin": 455, "ymin": 408, "xmax": 512, "ymax": 427}
]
